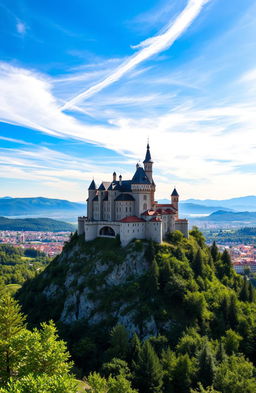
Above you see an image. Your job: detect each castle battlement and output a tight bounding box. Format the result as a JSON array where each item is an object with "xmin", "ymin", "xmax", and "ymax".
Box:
[{"xmin": 78, "ymin": 144, "xmax": 188, "ymax": 246}]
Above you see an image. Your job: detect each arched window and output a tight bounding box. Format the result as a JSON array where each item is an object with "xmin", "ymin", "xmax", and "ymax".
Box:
[
  {"xmin": 143, "ymin": 195, "xmax": 147, "ymax": 200},
  {"xmin": 143, "ymin": 203, "xmax": 147, "ymax": 210}
]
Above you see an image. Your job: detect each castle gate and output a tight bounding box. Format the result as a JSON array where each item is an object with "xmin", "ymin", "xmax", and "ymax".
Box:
[{"xmin": 99, "ymin": 226, "xmax": 115, "ymax": 237}]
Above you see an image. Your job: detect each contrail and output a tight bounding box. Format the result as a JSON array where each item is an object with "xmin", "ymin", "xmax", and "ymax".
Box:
[{"xmin": 61, "ymin": 0, "xmax": 210, "ymax": 111}]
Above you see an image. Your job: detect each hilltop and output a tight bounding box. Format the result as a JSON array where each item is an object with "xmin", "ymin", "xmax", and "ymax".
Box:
[{"xmin": 17, "ymin": 229, "xmax": 256, "ymax": 392}]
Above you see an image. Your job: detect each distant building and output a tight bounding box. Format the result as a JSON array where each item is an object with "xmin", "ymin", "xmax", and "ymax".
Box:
[{"xmin": 78, "ymin": 144, "xmax": 188, "ymax": 246}]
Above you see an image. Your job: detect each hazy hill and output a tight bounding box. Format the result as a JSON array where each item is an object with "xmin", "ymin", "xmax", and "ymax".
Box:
[
  {"xmin": 199, "ymin": 210, "xmax": 256, "ymax": 224},
  {"xmin": 159, "ymin": 199, "xmax": 233, "ymax": 214},
  {"xmin": 183, "ymin": 195, "xmax": 256, "ymax": 211},
  {"xmin": 0, "ymin": 216, "xmax": 76, "ymax": 232},
  {"xmin": 179, "ymin": 203, "xmax": 233, "ymax": 214},
  {"xmin": 0, "ymin": 197, "xmax": 85, "ymax": 219}
]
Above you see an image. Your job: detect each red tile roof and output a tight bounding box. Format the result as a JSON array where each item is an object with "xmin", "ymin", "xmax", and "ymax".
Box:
[
  {"xmin": 119, "ymin": 216, "xmax": 145, "ymax": 223},
  {"xmin": 176, "ymin": 219, "xmax": 188, "ymax": 222},
  {"xmin": 155, "ymin": 203, "xmax": 177, "ymax": 211}
]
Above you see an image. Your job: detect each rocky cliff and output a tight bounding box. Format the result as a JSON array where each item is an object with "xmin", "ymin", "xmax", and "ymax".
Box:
[{"xmin": 18, "ymin": 234, "xmax": 167, "ymax": 337}]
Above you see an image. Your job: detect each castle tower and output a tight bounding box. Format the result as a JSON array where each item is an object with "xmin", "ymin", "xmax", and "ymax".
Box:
[
  {"xmin": 87, "ymin": 179, "xmax": 97, "ymax": 220},
  {"xmin": 143, "ymin": 143, "xmax": 155, "ymax": 207},
  {"xmin": 171, "ymin": 187, "xmax": 179, "ymax": 212},
  {"xmin": 143, "ymin": 143, "xmax": 153, "ymax": 183}
]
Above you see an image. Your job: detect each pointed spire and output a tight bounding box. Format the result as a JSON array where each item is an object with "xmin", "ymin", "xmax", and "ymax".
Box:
[
  {"xmin": 88, "ymin": 179, "xmax": 96, "ymax": 190},
  {"xmin": 143, "ymin": 142, "xmax": 153, "ymax": 163},
  {"xmin": 171, "ymin": 187, "xmax": 179, "ymax": 197}
]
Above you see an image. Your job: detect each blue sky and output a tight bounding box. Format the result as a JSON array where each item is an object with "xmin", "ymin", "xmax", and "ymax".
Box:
[{"xmin": 0, "ymin": 0, "xmax": 256, "ymax": 201}]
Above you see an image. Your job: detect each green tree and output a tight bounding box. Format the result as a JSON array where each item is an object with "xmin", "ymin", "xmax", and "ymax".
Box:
[
  {"xmin": 193, "ymin": 250, "xmax": 205, "ymax": 277},
  {"xmin": 172, "ymin": 354, "xmax": 196, "ymax": 393},
  {"xmin": 161, "ymin": 348, "xmax": 177, "ymax": 393},
  {"xmin": 221, "ymin": 250, "xmax": 232, "ymax": 277},
  {"xmin": 213, "ymin": 355, "xmax": 256, "ymax": 393},
  {"xmin": 130, "ymin": 333, "xmax": 141, "ymax": 365},
  {"xmin": 190, "ymin": 227, "xmax": 205, "ymax": 248},
  {"xmin": 215, "ymin": 341, "xmax": 226, "ymax": 363},
  {"xmin": 150, "ymin": 259, "xmax": 160, "ymax": 293},
  {"xmin": 134, "ymin": 341, "xmax": 163, "ymax": 393},
  {"xmin": 0, "ymin": 296, "xmax": 75, "ymax": 389},
  {"xmin": 228, "ymin": 295, "xmax": 239, "ymax": 329},
  {"xmin": 16, "ymin": 321, "xmax": 72, "ymax": 377},
  {"xmin": 0, "ymin": 295, "xmax": 26, "ymax": 383},
  {"xmin": 191, "ymin": 383, "xmax": 221, "ymax": 393},
  {"xmin": 176, "ymin": 328, "xmax": 203, "ymax": 357},
  {"xmin": 222, "ymin": 329, "xmax": 242, "ymax": 355},
  {"xmin": 87, "ymin": 372, "xmax": 108, "ymax": 393},
  {"xmin": 210, "ymin": 242, "xmax": 219, "ymax": 263},
  {"xmin": 106, "ymin": 325, "xmax": 129, "ymax": 361},
  {"xmin": 240, "ymin": 276, "xmax": 250, "ymax": 302},
  {"xmin": 102, "ymin": 358, "xmax": 131, "ymax": 379},
  {"xmin": 87, "ymin": 372, "xmax": 138, "ymax": 393},
  {"xmin": 108, "ymin": 374, "xmax": 138, "ymax": 393},
  {"xmin": 0, "ymin": 374, "xmax": 78, "ymax": 393},
  {"xmin": 197, "ymin": 342, "xmax": 216, "ymax": 387},
  {"xmin": 248, "ymin": 281, "xmax": 255, "ymax": 302}
]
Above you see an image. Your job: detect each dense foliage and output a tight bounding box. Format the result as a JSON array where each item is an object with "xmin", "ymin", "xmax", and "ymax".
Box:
[
  {"xmin": 0, "ymin": 295, "xmax": 78, "ymax": 393},
  {"xmin": 0, "ymin": 244, "xmax": 50, "ymax": 290},
  {"xmin": 17, "ymin": 229, "xmax": 256, "ymax": 392},
  {"xmin": 0, "ymin": 216, "xmax": 75, "ymax": 231}
]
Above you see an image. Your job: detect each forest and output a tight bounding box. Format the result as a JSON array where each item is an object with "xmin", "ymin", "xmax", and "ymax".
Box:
[{"xmin": 0, "ymin": 229, "xmax": 256, "ymax": 392}]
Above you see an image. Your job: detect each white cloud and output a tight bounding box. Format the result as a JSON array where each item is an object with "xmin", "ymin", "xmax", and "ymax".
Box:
[
  {"xmin": 240, "ymin": 68, "xmax": 256, "ymax": 82},
  {"xmin": 0, "ymin": 59, "xmax": 256, "ymax": 200},
  {"xmin": 16, "ymin": 22, "xmax": 26, "ymax": 35},
  {"xmin": 61, "ymin": 0, "xmax": 210, "ymax": 110}
]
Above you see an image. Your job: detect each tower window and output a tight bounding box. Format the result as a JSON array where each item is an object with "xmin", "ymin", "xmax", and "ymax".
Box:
[{"xmin": 143, "ymin": 195, "xmax": 147, "ymax": 200}]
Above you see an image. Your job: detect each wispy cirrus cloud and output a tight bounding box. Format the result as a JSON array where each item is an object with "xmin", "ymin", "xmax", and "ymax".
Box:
[
  {"xmin": 61, "ymin": 0, "xmax": 210, "ymax": 110},
  {"xmin": 1, "ymin": 60, "xmax": 256, "ymax": 199}
]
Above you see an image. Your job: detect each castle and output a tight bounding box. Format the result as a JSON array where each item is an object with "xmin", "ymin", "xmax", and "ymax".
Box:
[{"xmin": 78, "ymin": 144, "xmax": 188, "ymax": 246}]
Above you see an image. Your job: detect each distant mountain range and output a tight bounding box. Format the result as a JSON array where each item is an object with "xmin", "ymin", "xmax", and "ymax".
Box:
[
  {"xmin": 179, "ymin": 203, "xmax": 233, "ymax": 214},
  {"xmin": 182, "ymin": 195, "xmax": 256, "ymax": 212},
  {"xmin": 158, "ymin": 199, "xmax": 234, "ymax": 214},
  {"xmin": 0, "ymin": 217, "xmax": 76, "ymax": 232},
  {"xmin": 1, "ymin": 196, "xmax": 255, "ymax": 225},
  {"xmin": 0, "ymin": 197, "xmax": 85, "ymax": 221},
  {"xmin": 198, "ymin": 210, "xmax": 256, "ymax": 224}
]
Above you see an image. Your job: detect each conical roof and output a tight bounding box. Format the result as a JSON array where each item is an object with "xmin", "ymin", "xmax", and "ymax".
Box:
[
  {"xmin": 143, "ymin": 143, "xmax": 153, "ymax": 163},
  {"xmin": 131, "ymin": 166, "xmax": 151, "ymax": 184},
  {"xmin": 171, "ymin": 188, "xmax": 179, "ymax": 197},
  {"xmin": 88, "ymin": 180, "xmax": 96, "ymax": 190}
]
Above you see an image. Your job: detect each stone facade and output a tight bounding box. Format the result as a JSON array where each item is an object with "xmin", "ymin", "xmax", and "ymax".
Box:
[{"xmin": 78, "ymin": 144, "xmax": 189, "ymax": 246}]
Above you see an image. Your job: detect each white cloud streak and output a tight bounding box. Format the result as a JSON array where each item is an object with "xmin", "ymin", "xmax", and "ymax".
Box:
[{"xmin": 61, "ymin": 0, "xmax": 210, "ymax": 110}]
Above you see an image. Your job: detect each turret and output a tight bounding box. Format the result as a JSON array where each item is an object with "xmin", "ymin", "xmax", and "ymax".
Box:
[
  {"xmin": 113, "ymin": 172, "xmax": 116, "ymax": 181},
  {"xmin": 119, "ymin": 175, "xmax": 122, "ymax": 185},
  {"xmin": 88, "ymin": 179, "xmax": 97, "ymax": 220},
  {"xmin": 143, "ymin": 143, "xmax": 153, "ymax": 183},
  {"xmin": 171, "ymin": 187, "xmax": 179, "ymax": 211}
]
